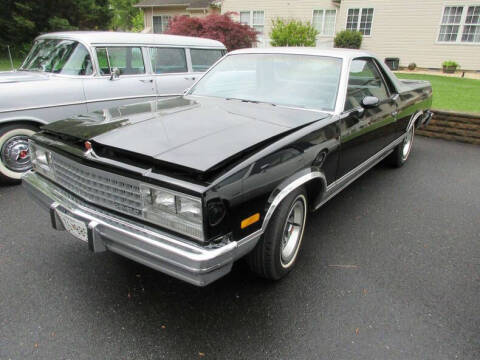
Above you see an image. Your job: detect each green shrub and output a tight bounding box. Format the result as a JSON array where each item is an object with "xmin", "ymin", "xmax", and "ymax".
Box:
[
  {"xmin": 442, "ymin": 60, "xmax": 459, "ymax": 68},
  {"xmin": 270, "ymin": 19, "xmax": 318, "ymax": 47},
  {"xmin": 334, "ymin": 30, "xmax": 362, "ymax": 49}
]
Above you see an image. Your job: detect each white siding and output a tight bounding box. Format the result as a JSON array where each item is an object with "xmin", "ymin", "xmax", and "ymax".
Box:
[
  {"xmin": 337, "ymin": 0, "xmax": 480, "ymax": 70},
  {"xmin": 221, "ymin": 0, "xmax": 338, "ymax": 47}
]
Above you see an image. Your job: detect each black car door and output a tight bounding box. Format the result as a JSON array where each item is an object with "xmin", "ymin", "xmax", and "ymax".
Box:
[{"xmin": 336, "ymin": 57, "xmax": 398, "ymax": 178}]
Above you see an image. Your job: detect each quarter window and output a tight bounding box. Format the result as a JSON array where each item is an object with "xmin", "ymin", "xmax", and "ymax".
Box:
[
  {"xmin": 96, "ymin": 47, "xmax": 145, "ymax": 75},
  {"xmin": 438, "ymin": 6, "xmax": 480, "ymax": 43},
  {"xmin": 150, "ymin": 47, "xmax": 187, "ymax": 74},
  {"xmin": 312, "ymin": 9, "xmax": 337, "ymax": 36},
  {"xmin": 345, "ymin": 58, "xmax": 388, "ymax": 111},
  {"xmin": 190, "ymin": 49, "xmax": 224, "ymax": 72},
  {"xmin": 153, "ymin": 15, "xmax": 172, "ymax": 33},
  {"xmin": 346, "ymin": 8, "xmax": 374, "ymax": 36}
]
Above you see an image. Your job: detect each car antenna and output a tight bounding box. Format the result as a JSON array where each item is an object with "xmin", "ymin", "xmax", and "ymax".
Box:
[{"xmin": 7, "ymin": 45, "xmax": 14, "ymax": 71}]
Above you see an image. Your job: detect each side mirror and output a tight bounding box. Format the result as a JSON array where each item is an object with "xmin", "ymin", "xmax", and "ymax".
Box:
[
  {"xmin": 110, "ymin": 67, "xmax": 120, "ymax": 81},
  {"xmin": 361, "ymin": 96, "xmax": 379, "ymax": 108}
]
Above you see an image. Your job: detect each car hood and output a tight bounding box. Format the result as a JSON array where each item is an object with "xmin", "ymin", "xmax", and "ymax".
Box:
[
  {"xmin": 43, "ymin": 96, "xmax": 330, "ymax": 173},
  {"xmin": 0, "ymin": 70, "xmax": 49, "ymax": 84}
]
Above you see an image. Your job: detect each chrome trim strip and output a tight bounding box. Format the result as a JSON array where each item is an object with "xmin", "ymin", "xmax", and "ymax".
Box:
[
  {"xmin": 0, "ymin": 94, "xmax": 180, "ymax": 114},
  {"xmin": 315, "ymin": 135, "xmax": 405, "ymax": 210}
]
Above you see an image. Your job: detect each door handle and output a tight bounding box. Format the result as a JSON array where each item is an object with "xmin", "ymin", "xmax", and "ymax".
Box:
[
  {"xmin": 184, "ymin": 77, "xmax": 196, "ymax": 81},
  {"xmin": 140, "ymin": 79, "xmax": 153, "ymax": 83}
]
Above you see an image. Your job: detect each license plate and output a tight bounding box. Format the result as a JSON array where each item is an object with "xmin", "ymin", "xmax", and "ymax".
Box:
[{"xmin": 57, "ymin": 212, "xmax": 88, "ymax": 242}]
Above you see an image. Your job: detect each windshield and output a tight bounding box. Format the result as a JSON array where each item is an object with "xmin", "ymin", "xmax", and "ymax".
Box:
[
  {"xmin": 21, "ymin": 39, "xmax": 93, "ymax": 75},
  {"xmin": 190, "ymin": 53, "xmax": 342, "ymax": 111}
]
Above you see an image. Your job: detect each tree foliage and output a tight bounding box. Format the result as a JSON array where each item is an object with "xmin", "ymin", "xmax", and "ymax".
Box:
[
  {"xmin": 334, "ymin": 30, "xmax": 363, "ymax": 49},
  {"xmin": 166, "ymin": 13, "xmax": 257, "ymax": 51},
  {"xmin": 110, "ymin": 0, "xmax": 144, "ymax": 32},
  {"xmin": 269, "ymin": 19, "xmax": 318, "ymax": 47},
  {"xmin": 0, "ymin": 0, "xmax": 112, "ymax": 57}
]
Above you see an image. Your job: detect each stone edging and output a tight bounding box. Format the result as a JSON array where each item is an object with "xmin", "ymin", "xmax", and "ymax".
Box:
[{"xmin": 417, "ymin": 109, "xmax": 480, "ymax": 145}]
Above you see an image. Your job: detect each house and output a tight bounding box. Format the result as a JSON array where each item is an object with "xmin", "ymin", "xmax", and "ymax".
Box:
[
  {"xmin": 221, "ymin": 0, "xmax": 480, "ymax": 70},
  {"xmin": 135, "ymin": 0, "xmax": 220, "ymax": 34}
]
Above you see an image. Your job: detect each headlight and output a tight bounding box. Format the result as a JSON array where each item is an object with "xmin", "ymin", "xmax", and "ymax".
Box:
[
  {"xmin": 141, "ymin": 184, "xmax": 204, "ymax": 241},
  {"xmin": 29, "ymin": 141, "xmax": 55, "ymax": 180}
]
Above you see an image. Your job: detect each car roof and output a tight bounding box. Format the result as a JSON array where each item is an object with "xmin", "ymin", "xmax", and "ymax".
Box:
[
  {"xmin": 36, "ymin": 31, "xmax": 226, "ymax": 49},
  {"xmin": 228, "ymin": 47, "xmax": 373, "ymax": 60}
]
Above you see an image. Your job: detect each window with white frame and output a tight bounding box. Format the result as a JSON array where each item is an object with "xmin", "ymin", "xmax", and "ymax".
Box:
[
  {"xmin": 239, "ymin": 10, "xmax": 265, "ymax": 44},
  {"xmin": 240, "ymin": 11, "xmax": 265, "ymax": 33},
  {"xmin": 153, "ymin": 15, "xmax": 172, "ymax": 33},
  {"xmin": 438, "ymin": 5, "xmax": 480, "ymax": 43},
  {"xmin": 312, "ymin": 9, "xmax": 337, "ymax": 36},
  {"xmin": 346, "ymin": 8, "xmax": 374, "ymax": 36}
]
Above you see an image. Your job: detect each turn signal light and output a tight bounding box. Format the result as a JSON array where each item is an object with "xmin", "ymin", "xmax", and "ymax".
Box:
[{"xmin": 241, "ymin": 213, "xmax": 260, "ymax": 229}]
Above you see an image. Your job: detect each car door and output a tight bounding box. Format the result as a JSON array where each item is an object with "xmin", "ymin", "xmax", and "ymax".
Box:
[
  {"xmin": 188, "ymin": 48, "xmax": 225, "ymax": 80},
  {"xmin": 148, "ymin": 47, "xmax": 194, "ymax": 96},
  {"xmin": 83, "ymin": 46, "xmax": 156, "ymax": 112},
  {"xmin": 337, "ymin": 57, "xmax": 398, "ymax": 178}
]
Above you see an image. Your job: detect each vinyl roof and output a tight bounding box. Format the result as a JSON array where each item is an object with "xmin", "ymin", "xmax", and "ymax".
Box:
[
  {"xmin": 36, "ymin": 31, "xmax": 225, "ymax": 48},
  {"xmin": 229, "ymin": 47, "xmax": 373, "ymax": 60}
]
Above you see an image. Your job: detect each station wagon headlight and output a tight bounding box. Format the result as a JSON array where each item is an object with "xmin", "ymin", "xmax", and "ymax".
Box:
[
  {"xmin": 29, "ymin": 141, "xmax": 55, "ymax": 180},
  {"xmin": 141, "ymin": 184, "xmax": 204, "ymax": 241}
]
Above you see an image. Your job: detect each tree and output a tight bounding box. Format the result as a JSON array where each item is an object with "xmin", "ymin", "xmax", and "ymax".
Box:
[
  {"xmin": 0, "ymin": 0, "xmax": 112, "ymax": 57},
  {"xmin": 334, "ymin": 30, "xmax": 362, "ymax": 49},
  {"xmin": 270, "ymin": 19, "xmax": 318, "ymax": 47},
  {"xmin": 109, "ymin": 0, "xmax": 144, "ymax": 32},
  {"xmin": 166, "ymin": 13, "xmax": 257, "ymax": 51}
]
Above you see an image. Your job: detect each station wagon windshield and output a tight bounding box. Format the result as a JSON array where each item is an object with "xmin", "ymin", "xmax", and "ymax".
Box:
[
  {"xmin": 190, "ymin": 54, "xmax": 342, "ymax": 111},
  {"xmin": 20, "ymin": 39, "xmax": 93, "ymax": 75}
]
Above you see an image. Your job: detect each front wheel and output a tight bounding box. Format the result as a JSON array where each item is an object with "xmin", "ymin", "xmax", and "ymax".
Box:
[
  {"xmin": 0, "ymin": 124, "xmax": 39, "ymax": 184},
  {"xmin": 247, "ymin": 187, "xmax": 308, "ymax": 280},
  {"xmin": 387, "ymin": 123, "xmax": 415, "ymax": 168}
]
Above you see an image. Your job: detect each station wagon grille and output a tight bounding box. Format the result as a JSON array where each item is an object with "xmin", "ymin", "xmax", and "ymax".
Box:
[{"xmin": 51, "ymin": 153, "xmax": 143, "ymax": 217}]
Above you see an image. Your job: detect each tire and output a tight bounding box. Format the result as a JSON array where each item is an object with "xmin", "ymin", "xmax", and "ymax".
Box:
[
  {"xmin": 387, "ymin": 123, "xmax": 415, "ymax": 168},
  {"xmin": 0, "ymin": 124, "xmax": 39, "ymax": 185},
  {"xmin": 247, "ymin": 187, "xmax": 308, "ymax": 280}
]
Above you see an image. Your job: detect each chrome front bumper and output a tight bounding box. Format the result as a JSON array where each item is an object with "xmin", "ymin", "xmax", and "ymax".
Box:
[{"xmin": 22, "ymin": 171, "xmax": 260, "ymax": 286}]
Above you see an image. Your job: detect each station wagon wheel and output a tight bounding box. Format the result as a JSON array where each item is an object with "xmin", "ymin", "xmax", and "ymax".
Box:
[
  {"xmin": 0, "ymin": 124, "xmax": 39, "ymax": 184},
  {"xmin": 247, "ymin": 187, "xmax": 308, "ymax": 280}
]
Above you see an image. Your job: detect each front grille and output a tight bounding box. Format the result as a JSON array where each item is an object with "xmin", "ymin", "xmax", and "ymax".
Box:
[{"xmin": 51, "ymin": 153, "xmax": 143, "ymax": 217}]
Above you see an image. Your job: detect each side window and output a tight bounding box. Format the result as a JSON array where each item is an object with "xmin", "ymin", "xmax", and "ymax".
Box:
[
  {"xmin": 345, "ymin": 58, "xmax": 389, "ymax": 111},
  {"xmin": 190, "ymin": 49, "xmax": 224, "ymax": 72},
  {"xmin": 150, "ymin": 47, "xmax": 188, "ymax": 74},
  {"xmin": 95, "ymin": 47, "xmax": 145, "ymax": 76}
]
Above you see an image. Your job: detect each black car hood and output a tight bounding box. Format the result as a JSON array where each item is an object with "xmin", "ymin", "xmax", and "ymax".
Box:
[{"xmin": 43, "ymin": 96, "xmax": 330, "ymax": 173}]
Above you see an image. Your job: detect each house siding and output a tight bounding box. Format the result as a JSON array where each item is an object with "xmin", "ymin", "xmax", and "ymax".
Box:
[
  {"xmin": 337, "ymin": 0, "xmax": 480, "ymax": 70},
  {"xmin": 221, "ymin": 0, "xmax": 479, "ymax": 70},
  {"xmin": 221, "ymin": 0, "xmax": 339, "ymax": 47}
]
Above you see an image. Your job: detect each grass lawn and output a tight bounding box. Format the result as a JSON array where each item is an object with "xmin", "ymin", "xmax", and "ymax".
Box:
[
  {"xmin": 396, "ymin": 73, "xmax": 480, "ymax": 114},
  {"xmin": 0, "ymin": 57, "xmax": 23, "ymax": 71}
]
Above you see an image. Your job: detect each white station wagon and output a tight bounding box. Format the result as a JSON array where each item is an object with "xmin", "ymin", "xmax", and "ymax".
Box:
[{"xmin": 0, "ymin": 31, "xmax": 226, "ymax": 183}]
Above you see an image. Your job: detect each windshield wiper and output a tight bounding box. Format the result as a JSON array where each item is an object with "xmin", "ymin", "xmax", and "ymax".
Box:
[{"xmin": 225, "ymin": 97, "xmax": 276, "ymax": 106}]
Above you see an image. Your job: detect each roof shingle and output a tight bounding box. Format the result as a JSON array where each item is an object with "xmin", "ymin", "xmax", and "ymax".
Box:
[{"xmin": 135, "ymin": 0, "xmax": 214, "ymax": 8}]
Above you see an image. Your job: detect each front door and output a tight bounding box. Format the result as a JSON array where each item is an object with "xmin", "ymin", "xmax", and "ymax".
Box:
[
  {"xmin": 337, "ymin": 57, "xmax": 398, "ymax": 178},
  {"xmin": 84, "ymin": 46, "xmax": 156, "ymax": 112}
]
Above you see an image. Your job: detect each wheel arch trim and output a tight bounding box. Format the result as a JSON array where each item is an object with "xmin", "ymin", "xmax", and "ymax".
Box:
[{"xmin": 262, "ymin": 168, "xmax": 327, "ymax": 232}]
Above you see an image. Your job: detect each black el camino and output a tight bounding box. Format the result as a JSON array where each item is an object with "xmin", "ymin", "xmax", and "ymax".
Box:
[{"xmin": 23, "ymin": 48, "xmax": 433, "ymax": 286}]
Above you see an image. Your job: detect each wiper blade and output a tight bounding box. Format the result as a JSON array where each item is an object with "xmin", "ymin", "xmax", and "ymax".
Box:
[{"xmin": 225, "ymin": 98, "xmax": 276, "ymax": 106}]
